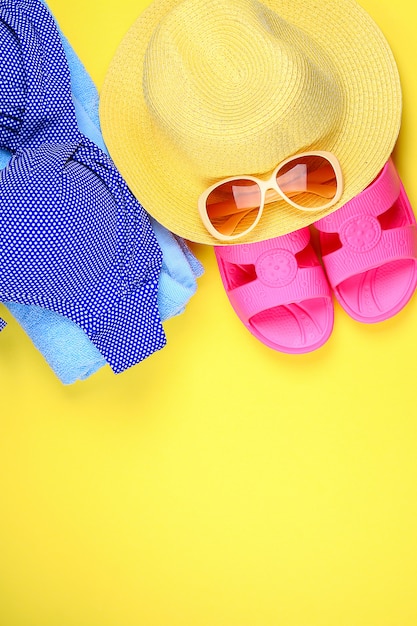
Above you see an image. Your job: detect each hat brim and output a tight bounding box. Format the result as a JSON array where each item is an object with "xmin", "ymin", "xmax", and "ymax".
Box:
[{"xmin": 99, "ymin": 0, "xmax": 402, "ymax": 245}]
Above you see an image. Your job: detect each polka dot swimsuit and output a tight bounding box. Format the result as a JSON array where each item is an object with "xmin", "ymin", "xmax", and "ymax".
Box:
[{"xmin": 0, "ymin": 0, "xmax": 167, "ymax": 373}]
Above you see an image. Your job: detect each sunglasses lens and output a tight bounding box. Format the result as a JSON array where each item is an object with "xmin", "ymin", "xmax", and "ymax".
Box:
[
  {"xmin": 276, "ymin": 154, "xmax": 339, "ymax": 209},
  {"xmin": 205, "ymin": 179, "xmax": 262, "ymax": 237}
]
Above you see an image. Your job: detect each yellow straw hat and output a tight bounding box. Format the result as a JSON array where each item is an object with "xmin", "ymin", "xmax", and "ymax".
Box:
[{"xmin": 99, "ymin": 0, "xmax": 402, "ymax": 245}]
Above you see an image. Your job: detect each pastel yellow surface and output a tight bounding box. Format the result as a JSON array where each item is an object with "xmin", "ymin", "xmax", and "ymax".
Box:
[{"xmin": 1, "ymin": 1, "xmax": 417, "ymax": 624}]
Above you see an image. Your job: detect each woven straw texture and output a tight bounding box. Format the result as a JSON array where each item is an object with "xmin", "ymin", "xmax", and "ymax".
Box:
[{"xmin": 100, "ymin": 0, "xmax": 402, "ymax": 244}]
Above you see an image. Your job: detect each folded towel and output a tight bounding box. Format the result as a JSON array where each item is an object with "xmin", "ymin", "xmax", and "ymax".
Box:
[{"xmin": 0, "ymin": 1, "xmax": 203, "ymax": 384}]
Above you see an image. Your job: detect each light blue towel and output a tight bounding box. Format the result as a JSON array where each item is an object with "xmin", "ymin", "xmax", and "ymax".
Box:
[{"xmin": 0, "ymin": 2, "xmax": 203, "ymax": 384}]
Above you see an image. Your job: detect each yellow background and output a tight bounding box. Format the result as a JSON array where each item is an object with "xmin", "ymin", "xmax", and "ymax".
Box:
[{"xmin": 1, "ymin": 0, "xmax": 417, "ymax": 624}]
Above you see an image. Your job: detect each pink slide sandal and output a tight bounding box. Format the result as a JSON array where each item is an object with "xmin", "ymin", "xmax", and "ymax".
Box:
[
  {"xmin": 315, "ymin": 158, "xmax": 417, "ymax": 323},
  {"xmin": 214, "ymin": 228, "xmax": 333, "ymax": 353}
]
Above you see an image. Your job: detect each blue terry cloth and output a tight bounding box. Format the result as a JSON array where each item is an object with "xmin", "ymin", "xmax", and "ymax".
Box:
[{"xmin": 0, "ymin": 0, "xmax": 203, "ymax": 384}]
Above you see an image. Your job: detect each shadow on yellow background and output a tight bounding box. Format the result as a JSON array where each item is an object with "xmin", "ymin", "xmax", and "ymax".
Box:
[{"xmin": 1, "ymin": 1, "xmax": 417, "ymax": 625}]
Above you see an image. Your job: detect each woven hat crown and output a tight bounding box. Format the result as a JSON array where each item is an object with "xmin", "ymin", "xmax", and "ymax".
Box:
[
  {"xmin": 100, "ymin": 0, "xmax": 402, "ymax": 244},
  {"xmin": 143, "ymin": 0, "xmax": 343, "ymax": 179}
]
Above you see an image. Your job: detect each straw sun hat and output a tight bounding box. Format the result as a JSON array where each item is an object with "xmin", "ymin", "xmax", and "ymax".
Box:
[{"xmin": 99, "ymin": 0, "xmax": 402, "ymax": 245}]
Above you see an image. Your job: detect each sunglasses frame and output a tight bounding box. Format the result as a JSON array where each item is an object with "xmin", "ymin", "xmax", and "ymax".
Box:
[{"xmin": 198, "ymin": 150, "xmax": 343, "ymax": 242}]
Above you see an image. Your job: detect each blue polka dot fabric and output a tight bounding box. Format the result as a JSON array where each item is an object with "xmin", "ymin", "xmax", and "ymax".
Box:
[
  {"xmin": 0, "ymin": 0, "xmax": 79, "ymax": 151},
  {"xmin": 0, "ymin": 0, "xmax": 167, "ymax": 373}
]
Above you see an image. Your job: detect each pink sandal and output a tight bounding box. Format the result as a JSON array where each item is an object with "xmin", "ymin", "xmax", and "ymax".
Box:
[
  {"xmin": 214, "ymin": 228, "xmax": 333, "ymax": 353},
  {"xmin": 315, "ymin": 158, "xmax": 417, "ymax": 323}
]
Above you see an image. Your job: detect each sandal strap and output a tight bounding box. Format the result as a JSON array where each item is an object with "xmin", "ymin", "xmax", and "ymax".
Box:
[
  {"xmin": 228, "ymin": 264, "xmax": 330, "ymax": 322},
  {"xmin": 315, "ymin": 158, "xmax": 417, "ymax": 288},
  {"xmin": 215, "ymin": 227, "xmax": 311, "ymax": 265},
  {"xmin": 315, "ymin": 159, "xmax": 400, "ymax": 233},
  {"xmin": 322, "ymin": 222, "xmax": 417, "ymax": 288}
]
